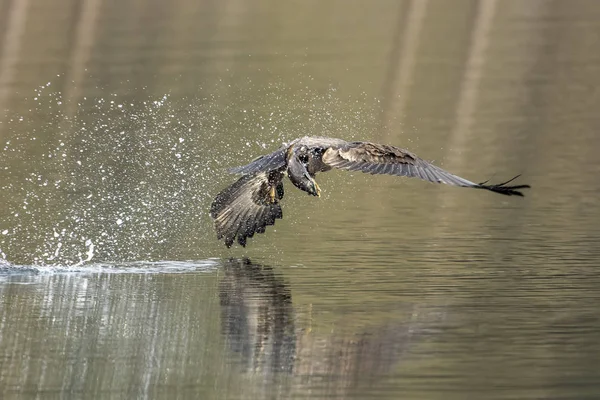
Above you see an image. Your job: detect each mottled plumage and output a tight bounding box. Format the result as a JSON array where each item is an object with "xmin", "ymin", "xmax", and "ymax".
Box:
[{"xmin": 211, "ymin": 136, "xmax": 530, "ymax": 247}]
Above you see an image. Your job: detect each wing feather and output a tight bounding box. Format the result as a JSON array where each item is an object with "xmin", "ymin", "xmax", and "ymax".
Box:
[
  {"xmin": 422, "ymin": 167, "xmax": 439, "ymax": 183},
  {"xmin": 228, "ymin": 148, "xmax": 287, "ymax": 175},
  {"xmin": 382, "ymin": 163, "xmax": 394, "ymax": 175},
  {"xmin": 336, "ymin": 160, "xmax": 354, "ymax": 170},
  {"xmin": 321, "ymin": 141, "xmax": 529, "ymax": 196},
  {"xmin": 393, "ymin": 163, "xmax": 406, "ymax": 177},
  {"xmin": 210, "ymin": 171, "xmax": 285, "ymax": 247}
]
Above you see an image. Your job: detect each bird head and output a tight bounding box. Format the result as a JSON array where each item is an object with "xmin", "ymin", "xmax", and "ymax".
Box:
[{"xmin": 287, "ymin": 149, "xmax": 321, "ymax": 197}]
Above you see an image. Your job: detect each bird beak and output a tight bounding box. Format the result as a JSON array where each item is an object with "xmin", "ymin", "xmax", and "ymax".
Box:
[{"xmin": 313, "ymin": 180, "xmax": 321, "ymax": 197}]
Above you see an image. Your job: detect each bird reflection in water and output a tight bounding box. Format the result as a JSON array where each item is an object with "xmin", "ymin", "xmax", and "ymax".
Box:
[
  {"xmin": 218, "ymin": 258, "xmax": 447, "ymax": 396},
  {"xmin": 219, "ymin": 258, "xmax": 296, "ymax": 374}
]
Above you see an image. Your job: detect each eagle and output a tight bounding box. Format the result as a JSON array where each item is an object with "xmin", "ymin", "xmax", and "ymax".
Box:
[{"xmin": 210, "ymin": 137, "xmax": 530, "ymax": 247}]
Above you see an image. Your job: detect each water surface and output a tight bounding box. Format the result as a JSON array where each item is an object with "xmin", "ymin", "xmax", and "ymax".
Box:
[{"xmin": 1, "ymin": 0, "xmax": 600, "ymax": 398}]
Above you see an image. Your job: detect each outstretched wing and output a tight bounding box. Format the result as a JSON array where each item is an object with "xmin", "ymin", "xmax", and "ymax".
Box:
[
  {"xmin": 228, "ymin": 147, "xmax": 287, "ymax": 175},
  {"xmin": 322, "ymin": 141, "xmax": 529, "ymax": 196},
  {"xmin": 211, "ymin": 171, "xmax": 285, "ymax": 247}
]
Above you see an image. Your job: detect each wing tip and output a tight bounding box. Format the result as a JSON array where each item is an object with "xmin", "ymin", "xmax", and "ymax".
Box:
[
  {"xmin": 477, "ymin": 175, "xmax": 531, "ymax": 196},
  {"xmin": 212, "ymin": 204, "xmax": 284, "ymax": 248},
  {"xmin": 220, "ymin": 210, "xmax": 282, "ymax": 248}
]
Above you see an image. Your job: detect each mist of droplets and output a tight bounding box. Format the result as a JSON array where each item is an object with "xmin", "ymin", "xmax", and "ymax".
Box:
[{"xmin": 0, "ymin": 77, "xmax": 381, "ymax": 266}]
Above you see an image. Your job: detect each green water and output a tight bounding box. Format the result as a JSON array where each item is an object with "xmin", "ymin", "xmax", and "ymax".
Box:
[{"xmin": 1, "ymin": 0, "xmax": 600, "ymax": 398}]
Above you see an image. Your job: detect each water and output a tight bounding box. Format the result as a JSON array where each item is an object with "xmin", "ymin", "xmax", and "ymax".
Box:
[{"xmin": 2, "ymin": 0, "xmax": 600, "ymax": 398}]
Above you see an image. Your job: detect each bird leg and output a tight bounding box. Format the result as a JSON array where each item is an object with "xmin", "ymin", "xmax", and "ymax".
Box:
[{"xmin": 269, "ymin": 186, "xmax": 277, "ymax": 203}]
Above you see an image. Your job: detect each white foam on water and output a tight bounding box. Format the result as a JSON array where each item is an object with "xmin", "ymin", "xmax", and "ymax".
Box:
[{"xmin": 0, "ymin": 258, "xmax": 220, "ymax": 279}]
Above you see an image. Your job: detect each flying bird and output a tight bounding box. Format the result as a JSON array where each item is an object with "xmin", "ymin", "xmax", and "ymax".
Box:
[{"xmin": 210, "ymin": 136, "xmax": 530, "ymax": 247}]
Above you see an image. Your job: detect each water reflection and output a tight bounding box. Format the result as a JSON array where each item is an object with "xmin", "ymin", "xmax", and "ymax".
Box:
[
  {"xmin": 219, "ymin": 258, "xmax": 296, "ymax": 374},
  {"xmin": 0, "ymin": 257, "xmax": 448, "ymax": 398},
  {"xmin": 218, "ymin": 258, "xmax": 447, "ymax": 397}
]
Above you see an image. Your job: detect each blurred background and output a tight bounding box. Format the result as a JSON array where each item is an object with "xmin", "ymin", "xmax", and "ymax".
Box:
[{"xmin": 1, "ymin": 0, "xmax": 600, "ymax": 398}]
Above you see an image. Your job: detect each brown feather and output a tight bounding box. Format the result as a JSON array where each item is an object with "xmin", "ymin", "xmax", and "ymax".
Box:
[
  {"xmin": 210, "ymin": 171, "xmax": 284, "ymax": 247},
  {"xmin": 322, "ymin": 141, "xmax": 529, "ymax": 196}
]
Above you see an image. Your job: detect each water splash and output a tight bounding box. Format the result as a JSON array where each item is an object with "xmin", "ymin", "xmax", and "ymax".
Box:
[
  {"xmin": 0, "ymin": 77, "xmax": 381, "ymax": 265},
  {"xmin": 0, "ymin": 259, "xmax": 219, "ymax": 280}
]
